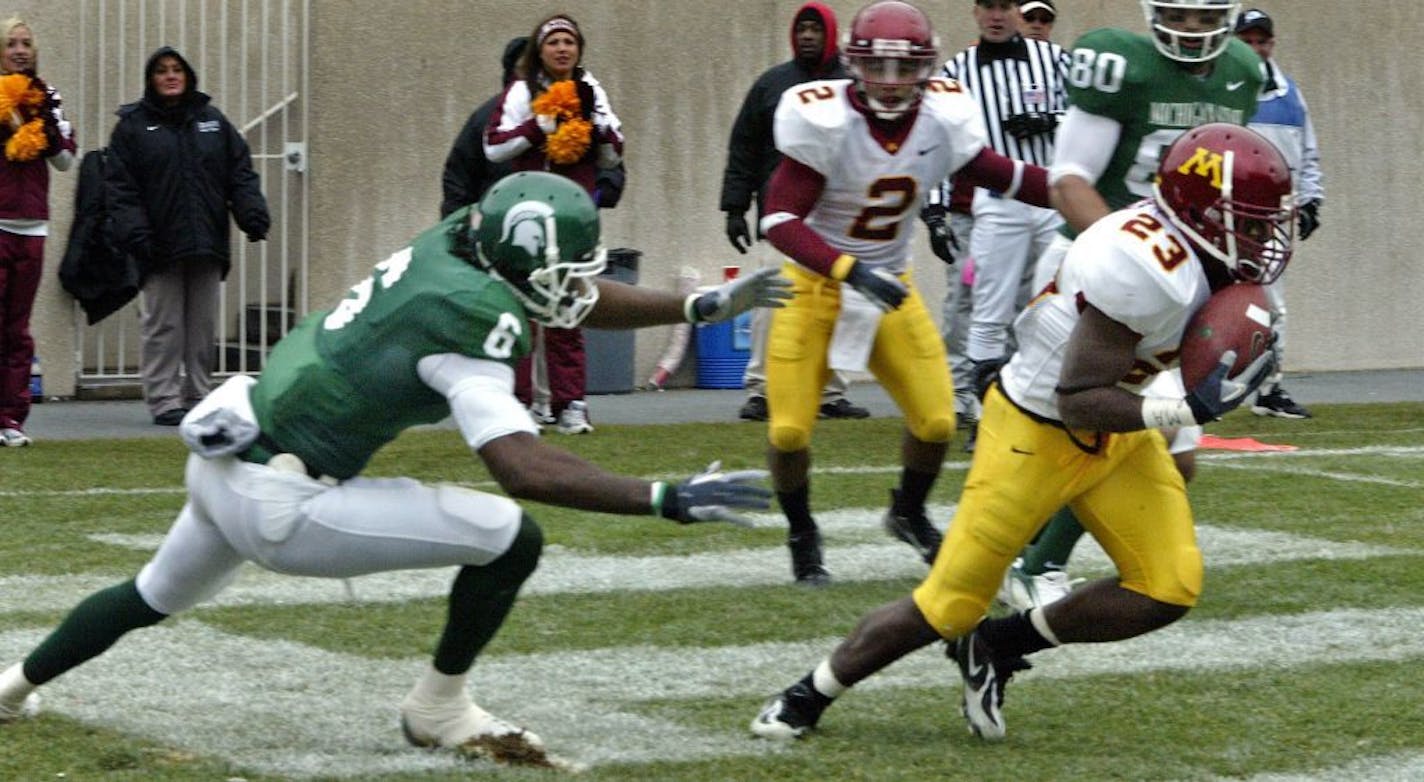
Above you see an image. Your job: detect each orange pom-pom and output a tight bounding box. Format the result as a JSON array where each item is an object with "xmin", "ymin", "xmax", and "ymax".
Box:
[
  {"xmin": 531, "ymin": 79, "xmax": 581, "ymax": 121},
  {"xmin": 0, "ymin": 73, "xmax": 41, "ymax": 119},
  {"xmin": 5, "ymin": 118, "xmax": 47, "ymax": 161},
  {"xmin": 545, "ymin": 117, "xmax": 592, "ymax": 165},
  {"xmin": 0, "ymin": 73, "xmax": 45, "ymax": 145}
]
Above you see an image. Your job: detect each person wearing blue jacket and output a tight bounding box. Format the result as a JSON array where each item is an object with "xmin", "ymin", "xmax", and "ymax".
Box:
[{"xmin": 1235, "ymin": 8, "xmax": 1324, "ymax": 419}]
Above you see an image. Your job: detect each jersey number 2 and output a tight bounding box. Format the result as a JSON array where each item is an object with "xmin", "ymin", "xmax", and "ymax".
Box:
[{"xmin": 849, "ymin": 177, "xmax": 917, "ymax": 241}]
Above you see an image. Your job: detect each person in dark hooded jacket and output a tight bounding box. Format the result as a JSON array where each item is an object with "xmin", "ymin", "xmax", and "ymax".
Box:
[
  {"xmin": 105, "ymin": 46, "xmax": 270, "ymax": 426},
  {"xmin": 718, "ymin": 3, "xmax": 869, "ymax": 427},
  {"xmin": 439, "ymin": 36, "xmax": 528, "ymax": 218}
]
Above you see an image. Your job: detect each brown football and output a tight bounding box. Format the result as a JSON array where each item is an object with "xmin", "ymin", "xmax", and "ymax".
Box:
[{"xmin": 1179, "ymin": 283, "xmax": 1273, "ymax": 388}]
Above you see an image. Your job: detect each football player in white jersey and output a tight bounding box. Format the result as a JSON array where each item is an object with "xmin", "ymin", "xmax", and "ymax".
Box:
[
  {"xmin": 751, "ymin": 123, "xmax": 1293, "ymax": 742},
  {"xmin": 757, "ymin": 0, "xmax": 1052, "ymax": 584}
]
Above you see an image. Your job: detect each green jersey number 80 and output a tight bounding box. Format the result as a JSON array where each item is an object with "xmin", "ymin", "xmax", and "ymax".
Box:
[{"xmin": 1068, "ymin": 48, "xmax": 1127, "ymax": 93}]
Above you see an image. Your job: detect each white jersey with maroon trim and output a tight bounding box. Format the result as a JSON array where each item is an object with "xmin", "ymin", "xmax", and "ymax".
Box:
[
  {"xmin": 772, "ymin": 77, "xmax": 987, "ymax": 274},
  {"xmin": 999, "ymin": 200, "xmax": 1213, "ymax": 422}
]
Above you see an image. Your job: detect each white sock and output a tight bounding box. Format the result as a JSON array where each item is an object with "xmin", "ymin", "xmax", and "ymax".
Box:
[
  {"xmin": 0, "ymin": 662, "xmax": 36, "ymax": 703},
  {"xmin": 408, "ymin": 665, "xmax": 468, "ymax": 704},
  {"xmin": 812, "ymin": 659, "xmax": 848, "ymax": 698}
]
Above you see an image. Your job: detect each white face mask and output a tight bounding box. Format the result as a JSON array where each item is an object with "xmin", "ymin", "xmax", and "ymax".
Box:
[{"xmin": 1140, "ymin": 0, "xmax": 1241, "ymax": 63}]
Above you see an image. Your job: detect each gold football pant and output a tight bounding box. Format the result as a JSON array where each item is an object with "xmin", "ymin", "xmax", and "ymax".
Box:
[
  {"xmin": 765, "ymin": 262, "xmax": 955, "ymax": 453},
  {"xmin": 913, "ymin": 385, "xmax": 1202, "ymax": 637}
]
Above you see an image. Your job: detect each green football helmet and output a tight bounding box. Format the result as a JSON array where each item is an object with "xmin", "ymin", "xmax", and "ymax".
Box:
[{"xmin": 472, "ymin": 172, "xmax": 606, "ymax": 328}]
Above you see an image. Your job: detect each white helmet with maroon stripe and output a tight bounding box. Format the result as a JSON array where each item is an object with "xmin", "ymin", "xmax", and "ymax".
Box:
[{"xmin": 842, "ymin": 1, "xmax": 939, "ymax": 120}]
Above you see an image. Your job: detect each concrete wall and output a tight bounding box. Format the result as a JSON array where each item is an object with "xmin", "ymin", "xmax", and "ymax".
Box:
[{"xmin": 25, "ymin": 0, "xmax": 1424, "ymax": 397}]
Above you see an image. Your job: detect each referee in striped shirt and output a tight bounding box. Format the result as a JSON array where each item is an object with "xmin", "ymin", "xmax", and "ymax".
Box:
[{"xmin": 939, "ymin": 0, "xmax": 1069, "ymax": 391}]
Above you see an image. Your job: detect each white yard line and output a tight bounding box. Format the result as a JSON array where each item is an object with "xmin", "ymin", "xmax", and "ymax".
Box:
[
  {"xmin": 1215, "ymin": 753, "xmax": 1424, "ymax": 782},
  {"xmin": 2, "ymin": 607, "xmax": 1422, "ymax": 776},
  {"xmin": 1209, "ymin": 460, "xmax": 1423, "ymax": 488},
  {"xmin": 1, "ymin": 518, "xmax": 1401, "ymax": 615}
]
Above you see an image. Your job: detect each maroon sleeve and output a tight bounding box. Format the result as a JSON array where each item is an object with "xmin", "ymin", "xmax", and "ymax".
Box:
[
  {"xmin": 956, "ymin": 148, "xmax": 1050, "ymax": 208},
  {"xmin": 483, "ymin": 84, "xmax": 545, "ymax": 162},
  {"xmin": 762, "ymin": 157, "xmax": 842, "ymax": 276}
]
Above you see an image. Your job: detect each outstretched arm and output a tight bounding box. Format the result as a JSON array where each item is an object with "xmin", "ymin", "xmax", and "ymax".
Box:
[
  {"xmin": 420, "ymin": 352, "xmax": 770, "ymax": 525},
  {"xmin": 582, "ymin": 268, "xmax": 791, "ymax": 329},
  {"xmin": 954, "ymin": 148, "xmax": 1051, "ymax": 209}
]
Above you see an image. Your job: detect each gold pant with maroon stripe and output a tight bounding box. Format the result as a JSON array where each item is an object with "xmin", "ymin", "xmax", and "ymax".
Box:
[
  {"xmin": 765, "ymin": 262, "xmax": 955, "ymax": 453},
  {"xmin": 913, "ymin": 385, "xmax": 1202, "ymax": 638}
]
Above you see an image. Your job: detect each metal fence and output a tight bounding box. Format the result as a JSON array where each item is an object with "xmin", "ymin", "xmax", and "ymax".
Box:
[{"xmin": 70, "ymin": 0, "xmax": 309, "ymax": 395}]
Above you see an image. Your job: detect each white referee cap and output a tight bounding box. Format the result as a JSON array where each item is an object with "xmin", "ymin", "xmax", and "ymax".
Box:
[{"xmin": 1018, "ymin": 1, "xmax": 1056, "ymax": 18}]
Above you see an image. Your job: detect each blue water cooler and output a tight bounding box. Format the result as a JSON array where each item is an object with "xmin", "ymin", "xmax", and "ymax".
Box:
[{"xmin": 695, "ymin": 311, "xmax": 752, "ymax": 389}]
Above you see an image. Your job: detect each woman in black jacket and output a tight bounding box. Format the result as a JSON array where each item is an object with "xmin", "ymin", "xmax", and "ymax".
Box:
[{"xmin": 106, "ymin": 46, "xmax": 269, "ymax": 425}]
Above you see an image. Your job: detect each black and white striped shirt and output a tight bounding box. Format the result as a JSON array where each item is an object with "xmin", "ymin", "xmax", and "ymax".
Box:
[{"xmin": 941, "ymin": 35, "xmax": 1069, "ymax": 167}]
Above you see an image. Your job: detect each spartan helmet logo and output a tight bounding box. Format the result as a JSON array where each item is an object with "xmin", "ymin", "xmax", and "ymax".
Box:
[{"xmin": 501, "ymin": 200, "xmax": 557, "ymax": 262}]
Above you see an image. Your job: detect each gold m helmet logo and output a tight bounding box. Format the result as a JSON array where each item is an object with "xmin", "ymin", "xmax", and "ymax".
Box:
[{"xmin": 1176, "ymin": 146, "xmax": 1224, "ymax": 189}]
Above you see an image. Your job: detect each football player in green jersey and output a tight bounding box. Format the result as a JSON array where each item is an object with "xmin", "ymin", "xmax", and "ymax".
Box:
[
  {"xmin": 1000, "ymin": 1, "xmax": 1268, "ymax": 613},
  {"xmin": 0, "ymin": 172, "xmax": 791, "ymax": 767}
]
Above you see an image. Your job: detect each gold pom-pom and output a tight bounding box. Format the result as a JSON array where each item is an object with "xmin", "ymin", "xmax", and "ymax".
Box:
[
  {"xmin": 0, "ymin": 73, "xmax": 41, "ymax": 119},
  {"xmin": 531, "ymin": 80, "xmax": 581, "ymax": 120},
  {"xmin": 545, "ymin": 117, "xmax": 592, "ymax": 165},
  {"xmin": 0, "ymin": 74, "xmax": 25, "ymax": 116},
  {"xmin": 6, "ymin": 118, "xmax": 46, "ymax": 161}
]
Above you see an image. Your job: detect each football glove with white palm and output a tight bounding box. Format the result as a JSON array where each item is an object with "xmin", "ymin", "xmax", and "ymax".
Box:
[
  {"xmin": 685, "ymin": 267, "xmax": 793, "ymax": 323},
  {"xmin": 654, "ymin": 461, "xmax": 772, "ymax": 527},
  {"xmin": 1185, "ymin": 346, "xmax": 1277, "ymax": 423}
]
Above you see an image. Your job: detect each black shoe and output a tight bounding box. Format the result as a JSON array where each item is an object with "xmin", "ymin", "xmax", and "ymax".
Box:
[
  {"xmin": 819, "ymin": 398, "xmax": 870, "ymax": 419},
  {"xmin": 1251, "ymin": 386, "xmax": 1312, "ymax": 419},
  {"xmin": 788, "ymin": 531, "xmax": 831, "ymax": 586},
  {"xmin": 739, "ymin": 396, "xmax": 768, "ymax": 422},
  {"xmin": 949, "ymin": 631, "xmax": 1032, "ymax": 742},
  {"xmin": 749, "ymin": 680, "xmax": 829, "ymax": 739},
  {"xmin": 152, "ymin": 408, "xmax": 187, "ymax": 426},
  {"xmin": 881, "ymin": 489, "xmax": 943, "ymax": 564}
]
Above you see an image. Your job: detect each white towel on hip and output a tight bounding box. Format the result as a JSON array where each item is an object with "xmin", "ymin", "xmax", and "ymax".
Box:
[{"xmin": 828, "ymin": 284, "xmax": 883, "ymax": 373}]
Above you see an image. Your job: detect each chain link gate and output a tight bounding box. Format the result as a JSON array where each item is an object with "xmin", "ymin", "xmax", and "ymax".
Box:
[{"xmin": 70, "ymin": 0, "xmax": 309, "ymax": 397}]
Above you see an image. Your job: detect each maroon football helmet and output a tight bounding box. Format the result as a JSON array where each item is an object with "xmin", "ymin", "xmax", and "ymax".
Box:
[
  {"xmin": 1154, "ymin": 123, "xmax": 1296, "ymax": 284},
  {"xmin": 842, "ymin": 1, "xmax": 939, "ymax": 119}
]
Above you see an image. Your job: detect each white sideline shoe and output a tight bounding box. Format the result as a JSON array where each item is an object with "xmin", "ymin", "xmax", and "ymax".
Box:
[
  {"xmin": 0, "ymin": 427, "xmax": 32, "ymax": 447},
  {"xmin": 556, "ymin": 400, "xmax": 594, "ymax": 435},
  {"xmin": 400, "ymin": 692, "xmax": 548, "ymax": 767},
  {"xmin": 997, "ymin": 559, "xmax": 1077, "ymax": 612},
  {"xmin": 529, "ymin": 402, "xmax": 556, "ymax": 426}
]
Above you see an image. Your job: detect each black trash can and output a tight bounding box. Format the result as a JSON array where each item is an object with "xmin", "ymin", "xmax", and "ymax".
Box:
[{"xmin": 584, "ymin": 247, "xmax": 640, "ymax": 394}]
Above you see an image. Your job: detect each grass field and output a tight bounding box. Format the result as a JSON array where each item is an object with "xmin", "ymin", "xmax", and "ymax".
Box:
[{"xmin": 2, "ymin": 402, "xmax": 1422, "ymax": 781}]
